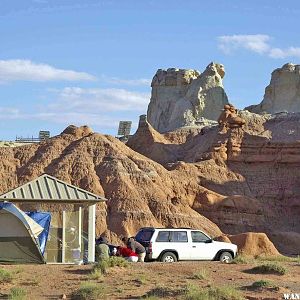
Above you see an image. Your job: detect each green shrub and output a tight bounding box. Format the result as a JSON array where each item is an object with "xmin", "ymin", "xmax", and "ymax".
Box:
[
  {"xmin": 93, "ymin": 257, "xmax": 129, "ymax": 275},
  {"xmin": 191, "ymin": 269, "xmax": 208, "ymax": 280},
  {"xmin": 184, "ymin": 284, "xmax": 245, "ymax": 300},
  {"xmin": 94, "ymin": 259, "xmax": 109, "ymax": 275},
  {"xmin": 249, "ymin": 263, "xmax": 287, "ymax": 275},
  {"xmin": 184, "ymin": 284, "xmax": 202, "ymax": 300},
  {"xmin": 88, "ymin": 269, "xmax": 103, "ymax": 280},
  {"xmin": 72, "ymin": 282, "xmax": 106, "ymax": 300},
  {"xmin": 252, "ymin": 280, "xmax": 272, "ymax": 288},
  {"xmin": 231, "ymin": 255, "xmax": 253, "ymax": 264},
  {"xmin": 107, "ymin": 256, "xmax": 129, "ymax": 268},
  {"xmin": 0, "ymin": 269, "xmax": 14, "ymax": 283},
  {"xmin": 9, "ymin": 287, "xmax": 27, "ymax": 300}
]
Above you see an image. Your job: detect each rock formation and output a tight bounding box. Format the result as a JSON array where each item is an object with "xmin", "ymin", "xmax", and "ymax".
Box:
[
  {"xmin": 128, "ymin": 112, "xmax": 300, "ymax": 255},
  {"xmin": 228, "ymin": 232, "xmax": 280, "ymax": 257},
  {"xmin": 147, "ymin": 62, "xmax": 229, "ymax": 132},
  {"xmin": 246, "ymin": 63, "xmax": 300, "ymax": 114},
  {"xmin": 217, "ymin": 104, "xmax": 245, "ymax": 132}
]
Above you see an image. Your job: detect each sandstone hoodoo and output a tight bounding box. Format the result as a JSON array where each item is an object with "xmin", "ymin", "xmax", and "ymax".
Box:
[
  {"xmin": 217, "ymin": 104, "xmax": 245, "ymax": 133},
  {"xmin": 147, "ymin": 62, "xmax": 229, "ymax": 133},
  {"xmin": 246, "ymin": 63, "xmax": 300, "ymax": 114}
]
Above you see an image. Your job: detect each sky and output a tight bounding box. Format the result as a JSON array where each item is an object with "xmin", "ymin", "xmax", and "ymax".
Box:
[{"xmin": 0, "ymin": 0, "xmax": 300, "ymax": 140}]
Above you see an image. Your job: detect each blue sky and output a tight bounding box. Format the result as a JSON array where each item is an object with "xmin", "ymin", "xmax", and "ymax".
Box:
[{"xmin": 0, "ymin": 0, "xmax": 299, "ymax": 140}]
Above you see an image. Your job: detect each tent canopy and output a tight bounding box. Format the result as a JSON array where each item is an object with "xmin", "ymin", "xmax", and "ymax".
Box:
[{"xmin": 0, "ymin": 202, "xmax": 46, "ymax": 264}]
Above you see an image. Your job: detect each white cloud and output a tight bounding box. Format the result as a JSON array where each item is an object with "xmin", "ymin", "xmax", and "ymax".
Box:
[
  {"xmin": 101, "ymin": 76, "xmax": 151, "ymax": 86},
  {"xmin": 0, "ymin": 59, "xmax": 96, "ymax": 82},
  {"xmin": 269, "ymin": 47, "xmax": 300, "ymax": 59},
  {"xmin": 218, "ymin": 34, "xmax": 300, "ymax": 59},
  {"xmin": 218, "ymin": 34, "xmax": 271, "ymax": 54},
  {"xmin": 51, "ymin": 87, "xmax": 150, "ymax": 112},
  {"xmin": 0, "ymin": 87, "xmax": 150, "ymax": 130}
]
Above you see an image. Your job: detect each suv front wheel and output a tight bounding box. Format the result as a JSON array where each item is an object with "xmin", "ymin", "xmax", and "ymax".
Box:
[
  {"xmin": 160, "ymin": 252, "xmax": 177, "ymax": 263},
  {"xmin": 219, "ymin": 251, "xmax": 233, "ymax": 263}
]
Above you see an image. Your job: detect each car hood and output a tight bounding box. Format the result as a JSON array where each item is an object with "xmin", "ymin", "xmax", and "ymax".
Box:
[{"xmin": 213, "ymin": 241, "xmax": 238, "ymax": 251}]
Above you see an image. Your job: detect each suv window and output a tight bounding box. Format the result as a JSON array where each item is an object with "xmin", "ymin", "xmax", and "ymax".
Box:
[
  {"xmin": 170, "ymin": 231, "xmax": 188, "ymax": 242},
  {"xmin": 156, "ymin": 231, "xmax": 170, "ymax": 242},
  {"xmin": 191, "ymin": 231, "xmax": 210, "ymax": 242},
  {"xmin": 135, "ymin": 229, "xmax": 154, "ymax": 242}
]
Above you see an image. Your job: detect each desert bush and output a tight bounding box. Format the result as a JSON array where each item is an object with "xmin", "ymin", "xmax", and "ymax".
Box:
[
  {"xmin": 184, "ymin": 284, "xmax": 245, "ymax": 300},
  {"xmin": 191, "ymin": 269, "xmax": 208, "ymax": 280},
  {"xmin": 72, "ymin": 282, "xmax": 106, "ymax": 300},
  {"xmin": 88, "ymin": 268, "xmax": 103, "ymax": 280},
  {"xmin": 9, "ymin": 287, "xmax": 27, "ymax": 300},
  {"xmin": 249, "ymin": 263, "xmax": 287, "ymax": 275},
  {"xmin": 107, "ymin": 256, "xmax": 129, "ymax": 268},
  {"xmin": 93, "ymin": 259, "xmax": 109, "ymax": 275},
  {"xmin": 93, "ymin": 257, "xmax": 129, "ymax": 276},
  {"xmin": 251, "ymin": 280, "xmax": 273, "ymax": 288},
  {"xmin": 231, "ymin": 255, "xmax": 253, "ymax": 264},
  {"xmin": 0, "ymin": 268, "xmax": 14, "ymax": 283}
]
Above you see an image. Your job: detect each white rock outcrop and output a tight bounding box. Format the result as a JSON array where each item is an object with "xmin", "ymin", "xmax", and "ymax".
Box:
[
  {"xmin": 147, "ymin": 62, "xmax": 229, "ymax": 132},
  {"xmin": 246, "ymin": 63, "xmax": 300, "ymax": 114}
]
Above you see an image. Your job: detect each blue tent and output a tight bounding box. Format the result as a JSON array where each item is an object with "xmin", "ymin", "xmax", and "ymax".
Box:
[
  {"xmin": 0, "ymin": 202, "xmax": 51, "ymax": 264},
  {"xmin": 25, "ymin": 211, "xmax": 51, "ymax": 255}
]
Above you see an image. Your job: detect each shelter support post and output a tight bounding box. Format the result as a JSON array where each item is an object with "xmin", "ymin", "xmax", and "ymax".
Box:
[
  {"xmin": 62, "ymin": 210, "xmax": 66, "ymax": 263},
  {"xmin": 88, "ymin": 204, "xmax": 96, "ymax": 263}
]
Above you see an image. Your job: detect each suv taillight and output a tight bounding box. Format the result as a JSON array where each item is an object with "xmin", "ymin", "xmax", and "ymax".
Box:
[{"xmin": 148, "ymin": 241, "xmax": 152, "ymax": 254}]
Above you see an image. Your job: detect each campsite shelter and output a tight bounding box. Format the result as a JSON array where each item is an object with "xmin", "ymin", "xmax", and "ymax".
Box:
[{"xmin": 0, "ymin": 174, "xmax": 107, "ymax": 264}]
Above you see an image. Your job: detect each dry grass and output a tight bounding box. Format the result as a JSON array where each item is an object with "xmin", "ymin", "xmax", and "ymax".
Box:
[
  {"xmin": 0, "ymin": 268, "xmax": 14, "ymax": 283},
  {"xmin": 72, "ymin": 282, "xmax": 106, "ymax": 300},
  {"xmin": 9, "ymin": 287, "xmax": 27, "ymax": 300},
  {"xmin": 184, "ymin": 284, "xmax": 245, "ymax": 300},
  {"xmin": 248, "ymin": 263, "xmax": 287, "ymax": 275},
  {"xmin": 191, "ymin": 269, "xmax": 209, "ymax": 280}
]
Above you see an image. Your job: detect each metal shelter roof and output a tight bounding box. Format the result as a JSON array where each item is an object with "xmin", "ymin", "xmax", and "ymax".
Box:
[{"xmin": 0, "ymin": 174, "xmax": 107, "ymax": 204}]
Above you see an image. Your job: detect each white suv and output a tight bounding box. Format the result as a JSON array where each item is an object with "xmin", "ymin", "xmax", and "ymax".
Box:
[{"xmin": 135, "ymin": 227, "xmax": 237, "ymax": 263}]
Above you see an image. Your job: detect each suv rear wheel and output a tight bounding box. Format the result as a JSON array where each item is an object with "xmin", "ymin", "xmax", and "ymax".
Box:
[
  {"xmin": 219, "ymin": 251, "xmax": 233, "ymax": 263},
  {"xmin": 160, "ymin": 252, "xmax": 177, "ymax": 263}
]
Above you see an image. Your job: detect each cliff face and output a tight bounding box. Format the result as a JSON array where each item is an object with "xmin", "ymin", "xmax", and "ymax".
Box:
[
  {"xmin": 246, "ymin": 63, "xmax": 300, "ymax": 114},
  {"xmin": 128, "ymin": 113, "xmax": 300, "ymax": 255},
  {"xmin": 147, "ymin": 62, "xmax": 228, "ymax": 132}
]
